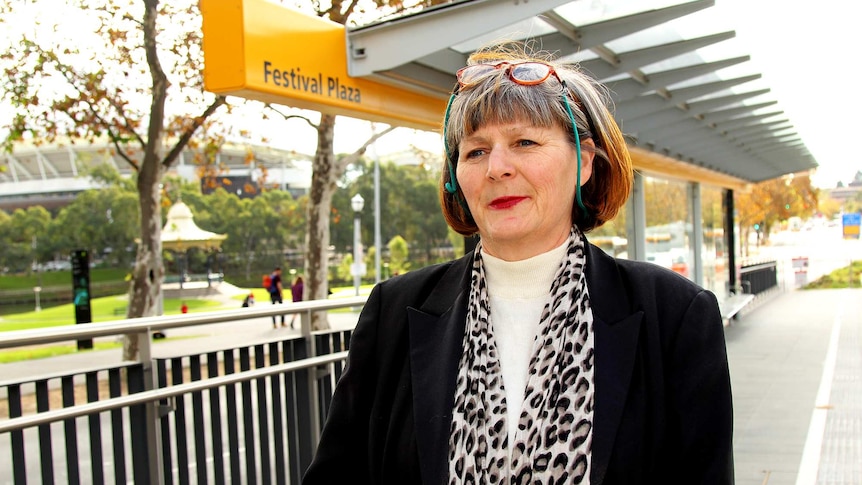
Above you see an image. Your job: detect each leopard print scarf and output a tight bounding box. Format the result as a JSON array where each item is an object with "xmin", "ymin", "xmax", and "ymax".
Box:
[{"xmin": 448, "ymin": 228, "xmax": 595, "ymax": 484}]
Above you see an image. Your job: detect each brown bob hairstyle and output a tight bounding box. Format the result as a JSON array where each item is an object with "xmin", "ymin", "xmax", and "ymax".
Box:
[{"xmin": 440, "ymin": 42, "xmax": 633, "ymax": 236}]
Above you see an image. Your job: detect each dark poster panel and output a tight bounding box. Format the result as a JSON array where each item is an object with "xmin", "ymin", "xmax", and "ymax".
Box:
[{"xmin": 71, "ymin": 249, "xmax": 93, "ymax": 349}]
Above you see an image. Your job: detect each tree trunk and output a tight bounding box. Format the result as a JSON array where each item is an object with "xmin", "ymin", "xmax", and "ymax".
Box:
[
  {"xmin": 124, "ymin": 160, "xmax": 165, "ymax": 360},
  {"xmin": 305, "ymin": 114, "xmax": 339, "ymax": 330},
  {"xmin": 123, "ymin": 0, "xmax": 168, "ymax": 362}
]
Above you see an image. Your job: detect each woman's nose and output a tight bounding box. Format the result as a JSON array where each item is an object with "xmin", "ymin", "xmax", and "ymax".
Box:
[{"xmin": 486, "ymin": 149, "xmax": 515, "ymax": 180}]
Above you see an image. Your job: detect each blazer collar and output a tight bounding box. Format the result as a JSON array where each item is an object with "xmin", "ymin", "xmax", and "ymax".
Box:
[{"xmin": 408, "ymin": 245, "xmax": 642, "ymax": 485}]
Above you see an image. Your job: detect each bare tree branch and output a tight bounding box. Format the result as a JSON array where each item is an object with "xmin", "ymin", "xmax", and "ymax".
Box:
[
  {"xmin": 264, "ymin": 103, "xmax": 318, "ymax": 130},
  {"xmin": 162, "ymin": 95, "xmax": 228, "ymax": 168},
  {"xmin": 335, "ymin": 125, "xmax": 397, "ymax": 179}
]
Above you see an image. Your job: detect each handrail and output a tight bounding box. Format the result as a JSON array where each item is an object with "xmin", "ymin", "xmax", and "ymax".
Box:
[
  {"xmin": 0, "ymin": 351, "xmax": 349, "ymax": 433},
  {"xmin": 0, "ymin": 295, "xmax": 368, "ymax": 349},
  {"xmin": 740, "ymin": 261, "xmax": 777, "ymax": 273}
]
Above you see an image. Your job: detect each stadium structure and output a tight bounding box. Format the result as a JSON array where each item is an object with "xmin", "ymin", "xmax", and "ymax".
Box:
[{"xmin": 0, "ymin": 141, "xmax": 315, "ymax": 213}]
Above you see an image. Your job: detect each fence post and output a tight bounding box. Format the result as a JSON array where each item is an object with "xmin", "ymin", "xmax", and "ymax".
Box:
[
  {"xmin": 139, "ymin": 330, "xmax": 165, "ymax": 485},
  {"xmin": 299, "ymin": 309, "xmax": 322, "ymax": 472}
]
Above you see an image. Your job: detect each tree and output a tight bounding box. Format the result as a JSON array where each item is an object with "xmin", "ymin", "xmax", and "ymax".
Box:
[
  {"xmin": 53, "ymin": 187, "xmax": 140, "ymax": 266},
  {"xmin": 387, "ymin": 235, "xmax": 409, "ymax": 276},
  {"xmin": 330, "ymin": 159, "xmax": 449, "ymax": 264},
  {"xmin": 1, "ymin": 0, "xmax": 229, "ymax": 360},
  {"xmin": 275, "ymin": 0, "xmax": 448, "ymax": 330},
  {"xmin": 0, "ymin": 206, "xmax": 52, "ymax": 273},
  {"xmin": 264, "ymin": 106, "xmax": 394, "ymax": 329},
  {"xmin": 736, "ymin": 173, "xmax": 819, "ymax": 254}
]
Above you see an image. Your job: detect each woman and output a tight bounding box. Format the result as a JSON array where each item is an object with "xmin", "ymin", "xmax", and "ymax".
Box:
[
  {"xmin": 289, "ymin": 276, "xmax": 304, "ymax": 328},
  {"xmin": 303, "ymin": 42, "xmax": 733, "ymax": 484}
]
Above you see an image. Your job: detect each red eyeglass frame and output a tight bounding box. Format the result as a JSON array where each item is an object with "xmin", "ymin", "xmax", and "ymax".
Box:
[{"xmin": 455, "ymin": 61, "xmax": 563, "ymax": 89}]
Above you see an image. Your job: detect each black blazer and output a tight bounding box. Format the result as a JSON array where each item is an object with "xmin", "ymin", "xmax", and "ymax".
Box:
[{"xmin": 303, "ymin": 242, "xmax": 734, "ymax": 484}]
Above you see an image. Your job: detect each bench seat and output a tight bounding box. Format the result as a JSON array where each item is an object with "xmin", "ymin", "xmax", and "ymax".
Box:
[{"xmin": 719, "ymin": 293, "xmax": 754, "ymax": 324}]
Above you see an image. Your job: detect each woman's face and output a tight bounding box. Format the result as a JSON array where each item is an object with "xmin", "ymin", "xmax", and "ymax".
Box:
[{"xmin": 456, "ymin": 120, "xmax": 594, "ymax": 261}]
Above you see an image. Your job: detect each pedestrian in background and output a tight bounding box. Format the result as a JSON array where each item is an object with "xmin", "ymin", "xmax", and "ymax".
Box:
[
  {"xmin": 268, "ymin": 266, "xmax": 286, "ymax": 328},
  {"xmin": 289, "ymin": 276, "xmax": 304, "ymax": 328}
]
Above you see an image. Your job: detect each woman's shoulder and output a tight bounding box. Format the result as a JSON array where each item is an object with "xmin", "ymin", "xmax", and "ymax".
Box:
[
  {"xmin": 380, "ymin": 253, "xmax": 472, "ymax": 288},
  {"xmin": 586, "ymin": 243, "xmax": 720, "ymax": 330}
]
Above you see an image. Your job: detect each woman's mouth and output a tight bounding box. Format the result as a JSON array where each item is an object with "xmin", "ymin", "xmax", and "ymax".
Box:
[{"xmin": 489, "ymin": 196, "xmax": 526, "ymax": 209}]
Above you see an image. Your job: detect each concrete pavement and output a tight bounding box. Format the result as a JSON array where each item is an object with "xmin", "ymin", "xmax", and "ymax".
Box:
[{"xmin": 727, "ymin": 288, "xmax": 861, "ymax": 485}]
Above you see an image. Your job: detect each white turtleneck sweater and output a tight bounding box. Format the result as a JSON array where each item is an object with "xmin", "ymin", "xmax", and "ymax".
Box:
[{"xmin": 481, "ymin": 242, "xmax": 568, "ymax": 444}]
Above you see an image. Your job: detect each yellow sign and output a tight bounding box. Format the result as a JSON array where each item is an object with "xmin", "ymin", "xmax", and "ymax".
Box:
[{"xmin": 200, "ymin": 0, "xmax": 448, "ymax": 130}]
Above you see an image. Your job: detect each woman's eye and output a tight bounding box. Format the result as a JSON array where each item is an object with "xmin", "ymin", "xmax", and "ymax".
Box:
[
  {"xmin": 465, "ymin": 148, "xmax": 486, "ymax": 159},
  {"xmin": 516, "ymin": 139, "xmax": 536, "ymax": 147}
]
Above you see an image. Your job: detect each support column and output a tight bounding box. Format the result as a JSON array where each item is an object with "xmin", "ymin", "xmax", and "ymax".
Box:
[
  {"xmin": 724, "ymin": 189, "xmax": 737, "ymax": 293},
  {"xmin": 626, "ymin": 172, "xmax": 646, "ymax": 261},
  {"xmin": 689, "ymin": 182, "xmax": 704, "ymax": 286}
]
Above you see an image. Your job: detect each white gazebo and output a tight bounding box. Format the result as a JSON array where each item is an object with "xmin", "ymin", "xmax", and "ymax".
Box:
[{"xmin": 161, "ymin": 201, "xmax": 226, "ymax": 288}]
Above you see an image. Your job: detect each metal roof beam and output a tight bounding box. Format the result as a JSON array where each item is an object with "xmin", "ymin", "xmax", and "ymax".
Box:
[
  {"xmin": 35, "ymin": 147, "xmax": 62, "ymax": 179},
  {"xmin": 627, "ymin": 119, "xmax": 702, "ymax": 147},
  {"xmin": 347, "ymin": 0, "xmax": 571, "ymax": 76},
  {"xmin": 614, "ymin": 95, "xmax": 677, "ymax": 121},
  {"xmin": 5, "ymin": 154, "xmax": 31, "ymax": 181},
  {"xmin": 542, "ymin": 0, "xmax": 714, "ymax": 50},
  {"xmin": 654, "ymin": 113, "xmax": 787, "ymax": 146},
  {"xmin": 729, "ymin": 125, "xmax": 795, "ymax": 144},
  {"xmin": 606, "ymin": 56, "xmax": 749, "ymax": 101},
  {"xmin": 670, "ymin": 126, "xmax": 796, "ymax": 155},
  {"xmin": 714, "ymin": 111, "xmax": 784, "ymax": 131},
  {"xmin": 701, "ymin": 101, "xmax": 778, "ymax": 124},
  {"xmin": 685, "ymin": 89, "xmax": 771, "ymax": 115},
  {"xmin": 579, "ymin": 31, "xmax": 735, "ymax": 81},
  {"xmin": 648, "ymin": 118, "xmax": 791, "ymax": 150},
  {"xmin": 669, "ymin": 74, "xmax": 761, "ymax": 102},
  {"xmin": 620, "ymin": 74, "xmax": 762, "ymax": 131}
]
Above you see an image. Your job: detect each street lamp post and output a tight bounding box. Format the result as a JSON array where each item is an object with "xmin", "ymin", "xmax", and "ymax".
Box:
[
  {"xmin": 34, "ymin": 286, "xmax": 42, "ymax": 312},
  {"xmin": 351, "ymin": 194, "xmax": 366, "ymax": 296},
  {"xmin": 32, "ymin": 235, "xmax": 41, "ymax": 312}
]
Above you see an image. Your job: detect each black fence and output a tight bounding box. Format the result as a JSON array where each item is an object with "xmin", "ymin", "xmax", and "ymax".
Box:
[
  {"xmin": 740, "ymin": 260, "xmax": 778, "ymax": 295},
  {"xmin": 0, "ymin": 299, "xmax": 361, "ymax": 485}
]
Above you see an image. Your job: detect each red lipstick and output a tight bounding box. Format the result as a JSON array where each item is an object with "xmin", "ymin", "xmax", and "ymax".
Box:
[{"xmin": 490, "ymin": 196, "xmax": 526, "ymax": 209}]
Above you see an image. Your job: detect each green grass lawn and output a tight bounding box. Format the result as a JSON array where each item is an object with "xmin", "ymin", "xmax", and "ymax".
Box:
[
  {"xmin": 0, "ymin": 340, "xmax": 123, "ymax": 363},
  {"xmin": 0, "ymin": 295, "xmax": 224, "ymax": 333},
  {"xmin": 0, "ymin": 294, "xmax": 227, "ymax": 363},
  {"xmin": 0, "ymin": 268, "xmax": 130, "ymax": 290},
  {"xmin": 804, "ymin": 260, "xmax": 862, "ymax": 289}
]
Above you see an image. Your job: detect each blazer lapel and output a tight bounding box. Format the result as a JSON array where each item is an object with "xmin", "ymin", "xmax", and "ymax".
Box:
[
  {"xmin": 590, "ymin": 312, "xmax": 642, "ymax": 484},
  {"xmin": 585, "ymin": 243, "xmax": 644, "ymax": 485},
  {"xmin": 408, "ymin": 254, "xmax": 472, "ymax": 485}
]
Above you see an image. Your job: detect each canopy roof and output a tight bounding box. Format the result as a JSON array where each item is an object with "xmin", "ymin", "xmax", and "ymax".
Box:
[
  {"xmin": 345, "ymin": 0, "xmax": 816, "ymax": 186},
  {"xmin": 161, "ymin": 201, "xmax": 226, "ymax": 251}
]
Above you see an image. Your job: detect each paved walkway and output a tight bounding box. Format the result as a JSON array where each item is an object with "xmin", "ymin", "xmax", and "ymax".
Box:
[
  {"xmin": 728, "ymin": 288, "xmax": 861, "ymax": 485},
  {"xmin": 2, "ymin": 285, "xmax": 860, "ymax": 484}
]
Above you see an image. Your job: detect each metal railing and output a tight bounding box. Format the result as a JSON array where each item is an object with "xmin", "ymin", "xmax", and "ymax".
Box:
[
  {"xmin": 0, "ymin": 296, "xmax": 367, "ymax": 484},
  {"xmin": 740, "ymin": 260, "xmax": 779, "ymax": 295}
]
